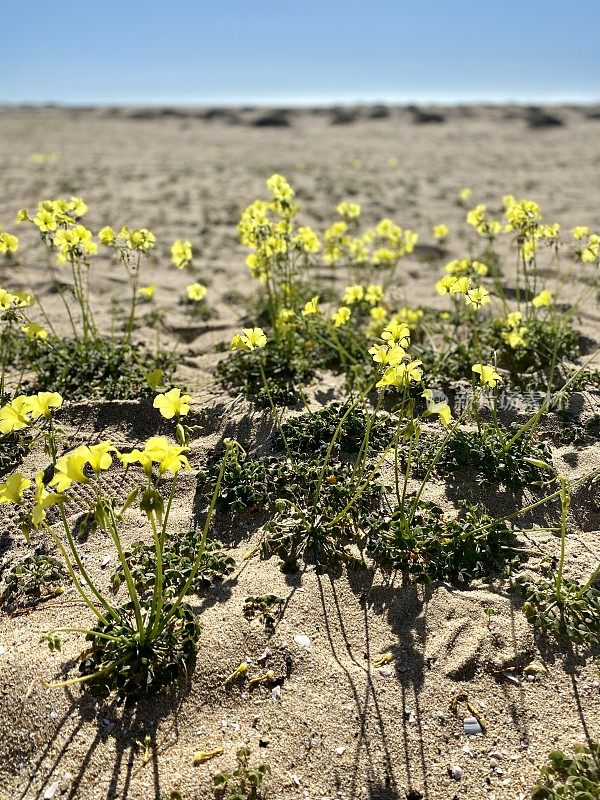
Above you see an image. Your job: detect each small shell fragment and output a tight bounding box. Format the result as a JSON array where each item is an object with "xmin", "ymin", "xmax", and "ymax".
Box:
[
  {"xmin": 449, "ymin": 765, "xmax": 463, "ymax": 781},
  {"xmin": 293, "ymin": 634, "xmax": 311, "ymax": 649},
  {"xmin": 463, "ymin": 716, "xmax": 482, "ymax": 735}
]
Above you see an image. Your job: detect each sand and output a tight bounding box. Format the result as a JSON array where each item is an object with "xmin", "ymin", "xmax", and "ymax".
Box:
[{"xmin": 0, "ymin": 105, "xmax": 599, "ymax": 800}]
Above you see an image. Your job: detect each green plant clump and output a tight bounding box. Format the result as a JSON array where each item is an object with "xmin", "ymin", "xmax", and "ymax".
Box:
[
  {"xmin": 520, "ymin": 576, "xmax": 600, "ymax": 649},
  {"xmin": 23, "ymin": 336, "xmax": 175, "ymax": 400},
  {"xmin": 111, "ymin": 532, "xmax": 235, "ymax": 597},
  {"xmin": 79, "ymin": 597, "xmax": 199, "ymax": 700},
  {"xmin": 281, "ymin": 402, "xmax": 394, "ymax": 458},
  {"xmin": 531, "ymin": 742, "xmax": 600, "ymax": 800},
  {"xmin": 213, "ymin": 747, "xmax": 271, "ymax": 800},
  {"xmin": 366, "ymin": 501, "xmax": 520, "ymax": 586},
  {"xmin": 1, "ymin": 552, "xmax": 65, "ymax": 608},
  {"xmin": 0, "ymin": 429, "xmax": 32, "ymax": 478},
  {"xmin": 427, "ymin": 423, "xmax": 553, "ymax": 489}
]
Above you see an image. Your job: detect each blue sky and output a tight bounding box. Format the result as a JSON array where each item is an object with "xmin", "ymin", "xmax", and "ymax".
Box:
[{"xmin": 3, "ymin": 1, "xmax": 599, "ymax": 105}]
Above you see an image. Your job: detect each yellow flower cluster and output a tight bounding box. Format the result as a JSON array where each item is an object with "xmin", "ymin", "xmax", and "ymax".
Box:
[
  {"xmin": 367, "ymin": 320, "xmax": 424, "ymax": 389},
  {"xmin": 466, "ymin": 204, "xmax": 503, "ymax": 239},
  {"xmin": 445, "ymin": 258, "xmax": 488, "ymax": 278},
  {"xmin": 579, "ymin": 233, "xmax": 599, "ymax": 264},
  {"xmin": 18, "ymin": 197, "xmax": 88, "ymax": 232},
  {"xmin": 54, "ymin": 224, "xmax": 97, "ymax": 263},
  {"xmin": 172, "ymin": 240, "xmax": 193, "ymax": 269},
  {"xmin": 230, "ymin": 327, "xmax": 268, "ymax": 351},
  {"xmin": 0, "ymin": 229, "xmax": 18, "ymax": 253},
  {"xmin": 99, "ymin": 225, "xmax": 156, "ymax": 252},
  {"xmin": 341, "ymin": 284, "xmax": 384, "ymax": 305},
  {"xmin": 186, "ymin": 282, "xmax": 207, "ymax": 301},
  {"xmin": 239, "ymin": 175, "xmax": 314, "ymax": 283},
  {"xmin": 500, "ymin": 311, "xmax": 528, "ymax": 349},
  {"xmin": 0, "ymin": 392, "xmax": 63, "ymax": 434},
  {"xmin": 0, "ymin": 287, "xmax": 32, "ymax": 310},
  {"xmin": 337, "ymin": 201, "xmax": 361, "ymax": 220}
]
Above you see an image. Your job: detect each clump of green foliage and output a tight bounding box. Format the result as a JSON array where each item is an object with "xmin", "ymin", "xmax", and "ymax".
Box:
[
  {"xmin": 22, "ymin": 337, "xmax": 175, "ymax": 400},
  {"xmin": 111, "ymin": 532, "xmax": 235, "ymax": 598},
  {"xmin": 197, "ymin": 452, "xmax": 384, "ymax": 572},
  {"xmin": 520, "ymin": 577, "xmax": 600, "ymax": 649},
  {"xmin": 531, "ymin": 743, "xmax": 600, "ymax": 800},
  {"xmin": 366, "ymin": 501, "xmax": 520, "ymax": 585},
  {"xmin": 281, "ymin": 402, "xmax": 394, "ymax": 458},
  {"xmin": 1, "ymin": 552, "xmax": 65, "ymax": 609},
  {"xmin": 79, "ymin": 597, "xmax": 199, "ymax": 700},
  {"xmin": 496, "ymin": 316, "xmax": 580, "ymax": 378},
  {"xmin": 419, "ymin": 423, "xmax": 553, "ymax": 489},
  {"xmin": 213, "ymin": 747, "xmax": 270, "ymax": 800},
  {"xmin": 216, "ymin": 337, "xmax": 315, "ymax": 406},
  {"xmin": 243, "ymin": 594, "xmax": 284, "ymax": 631},
  {"xmin": 0, "ymin": 429, "xmax": 32, "ymax": 477}
]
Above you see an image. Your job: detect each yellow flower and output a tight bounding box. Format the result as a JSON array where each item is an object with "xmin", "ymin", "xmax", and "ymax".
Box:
[
  {"xmin": 294, "ymin": 226, "xmax": 321, "ymax": 254},
  {"xmin": 395, "ymin": 307, "xmax": 424, "ymax": 329},
  {"xmin": 433, "ymin": 224, "xmax": 449, "ymax": 241},
  {"xmin": 153, "ymin": 388, "xmax": 192, "ymax": 419},
  {"xmin": 50, "ymin": 445, "xmax": 90, "ymax": 491},
  {"xmin": 137, "ymin": 285, "xmax": 157, "ymax": 299},
  {"xmin": 376, "ymin": 360, "xmax": 423, "ymax": 389},
  {"xmin": 472, "ymin": 363, "xmax": 502, "ymax": 388},
  {"xmin": 0, "ymin": 472, "xmax": 31, "ymax": 505},
  {"xmin": 571, "ymin": 226, "xmax": 589, "ymax": 240},
  {"xmin": 302, "ymin": 296, "xmax": 320, "ymax": 317},
  {"xmin": 423, "ymin": 391, "xmax": 452, "ymax": 425},
  {"xmin": 504, "ymin": 199, "xmax": 542, "ymax": 234},
  {"xmin": 466, "ymin": 204, "xmax": 486, "ymax": 228},
  {"xmin": 343, "ymin": 285, "xmax": 364, "ymax": 304},
  {"xmin": 370, "ymin": 305, "xmax": 388, "ymax": 323},
  {"xmin": 521, "ymin": 240, "xmax": 537, "ymax": 262},
  {"xmin": 140, "ymin": 436, "xmax": 190, "ymax": 475},
  {"xmin": 21, "ymin": 322, "xmax": 48, "ymax": 339},
  {"xmin": 532, "ymin": 290, "xmax": 554, "ymax": 308},
  {"xmin": 365, "ymin": 284, "xmax": 384, "ymax": 305},
  {"xmin": 266, "ymin": 174, "xmax": 294, "ymax": 203},
  {"xmin": 0, "ymin": 396, "xmax": 31, "ymax": 434},
  {"xmin": 505, "ymin": 311, "xmax": 522, "ymax": 329},
  {"xmin": 127, "ymin": 228, "xmax": 156, "ymax": 252},
  {"xmin": 87, "ymin": 442, "xmax": 115, "ymax": 474},
  {"xmin": 437, "ymin": 275, "xmax": 471, "ymax": 296},
  {"xmin": 33, "ymin": 208, "xmax": 57, "ymax": 232},
  {"xmin": 458, "ymin": 187, "xmax": 472, "ymax": 202},
  {"xmin": 24, "ymin": 392, "xmax": 63, "ymax": 420},
  {"xmin": 120, "ymin": 437, "xmax": 190, "ymax": 476},
  {"xmin": 464, "ymin": 286, "xmax": 491, "ymax": 308},
  {"xmin": 337, "ymin": 201, "xmax": 361, "ymax": 219},
  {"xmin": 171, "ymin": 239, "xmax": 193, "ymax": 269},
  {"xmin": 331, "ymin": 306, "xmax": 351, "ymax": 328},
  {"xmin": 369, "ymin": 343, "xmax": 406, "ymax": 366},
  {"xmin": 380, "ymin": 320, "xmax": 410, "ymax": 347},
  {"xmin": 502, "ymin": 327, "xmax": 528, "ymax": 349},
  {"xmin": 0, "ymin": 231, "xmax": 19, "ymax": 253},
  {"xmin": 12, "ymin": 290, "xmax": 33, "ymax": 307},
  {"xmin": 186, "ymin": 283, "xmax": 207, "ymax": 301},
  {"xmin": 31, "ymin": 472, "xmax": 65, "ymax": 527},
  {"xmin": 581, "ymin": 234, "xmax": 599, "ymax": 263},
  {"xmin": 99, "ymin": 226, "xmax": 116, "ymax": 245},
  {"xmin": 230, "ymin": 327, "xmax": 268, "ymax": 351}
]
